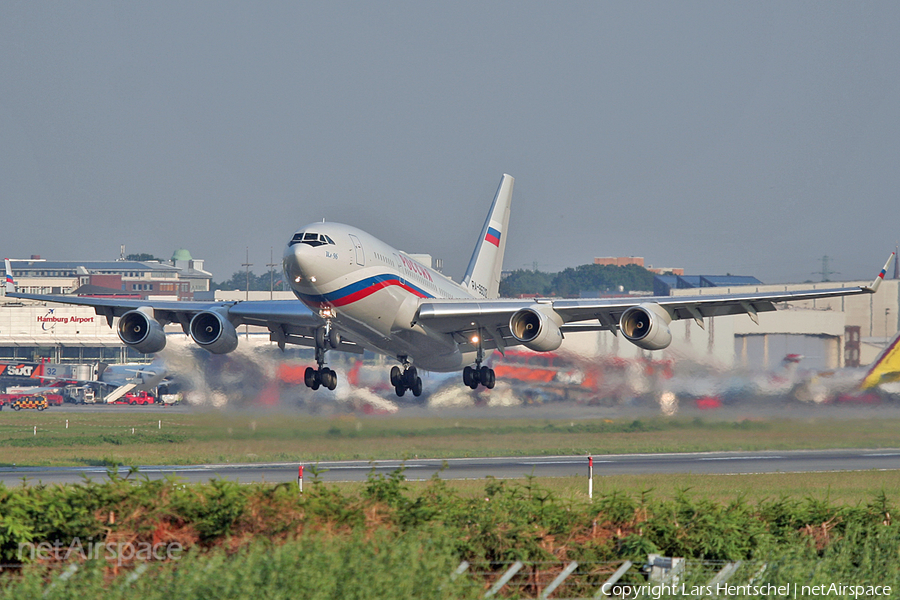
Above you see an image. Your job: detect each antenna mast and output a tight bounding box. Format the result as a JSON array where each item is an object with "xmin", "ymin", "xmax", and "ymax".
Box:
[{"xmin": 812, "ymin": 255, "xmax": 839, "ymax": 282}]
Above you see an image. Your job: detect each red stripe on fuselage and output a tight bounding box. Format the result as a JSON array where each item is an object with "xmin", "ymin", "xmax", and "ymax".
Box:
[{"xmin": 327, "ymin": 279, "xmax": 429, "ymax": 308}]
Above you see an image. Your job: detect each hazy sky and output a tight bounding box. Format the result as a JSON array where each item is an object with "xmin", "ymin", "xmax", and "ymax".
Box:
[{"xmin": 2, "ymin": 2, "xmax": 898, "ymax": 284}]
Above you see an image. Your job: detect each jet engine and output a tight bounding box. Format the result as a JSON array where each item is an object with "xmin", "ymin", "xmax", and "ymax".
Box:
[
  {"xmin": 117, "ymin": 309, "xmax": 167, "ymax": 354},
  {"xmin": 189, "ymin": 310, "xmax": 239, "ymax": 354},
  {"xmin": 509, "ymin": 305, "xmax": 564, "ymax": 352},
  {"xmin": 619, "ymin": 303, "xmax": 673, "ymax": 350}
]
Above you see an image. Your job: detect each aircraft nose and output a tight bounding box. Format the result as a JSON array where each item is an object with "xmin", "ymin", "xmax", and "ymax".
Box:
[{"xmin": 283, "ymin": 242, "xmax": 316, "ymax": 286}]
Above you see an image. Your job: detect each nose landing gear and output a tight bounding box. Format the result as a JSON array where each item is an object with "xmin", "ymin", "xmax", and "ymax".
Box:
[
  {"xmin": 304, "ymin": 365, "xmax": 337, "ymax": 391},
  {"xmin": 304, "ymin": 322, "xmax": 339, "ymax": 391},
  {"xmin": 391, "ymin": 358, "xmax": 422, "ymax": 397}
]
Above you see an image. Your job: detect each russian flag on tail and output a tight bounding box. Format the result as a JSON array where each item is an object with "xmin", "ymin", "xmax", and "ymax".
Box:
[
  {"xmin": 484, "ymin": 227, "xmax": 501, "ymax": 247},
  {"xmin": 4, "ymin": 259, "xmax": 14, "ymax": 294}
]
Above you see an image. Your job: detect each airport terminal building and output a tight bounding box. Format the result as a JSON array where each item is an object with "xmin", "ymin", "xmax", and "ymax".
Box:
[{"xmin": 1, "ymin": 253, "xmax": 211, "ymax": 363}]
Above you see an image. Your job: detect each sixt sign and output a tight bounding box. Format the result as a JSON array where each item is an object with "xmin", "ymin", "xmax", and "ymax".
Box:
[{"xmin": 0, "ymin": 363, "xmax": 42, "ymax": 378}]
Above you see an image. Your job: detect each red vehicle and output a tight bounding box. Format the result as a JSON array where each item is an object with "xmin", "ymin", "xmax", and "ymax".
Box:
[
  {"xmin": 113, "ymin": 391, "xmax": 156, "ymax": 405},
  {"xmin": 0, "ymin": 390, "xmax": 64, "ymax": 408}
]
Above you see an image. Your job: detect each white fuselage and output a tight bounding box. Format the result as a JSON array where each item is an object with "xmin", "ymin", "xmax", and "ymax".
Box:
[{"xmin": 283, "ymin": 222, "xmax": 479, "ymax": 371}]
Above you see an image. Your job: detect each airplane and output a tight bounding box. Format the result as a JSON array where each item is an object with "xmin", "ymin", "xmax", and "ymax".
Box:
[
  {"xmin": 791, "ymin": 329, "xmax": 900, "ymax": 404},
  {"xmin": 4, "ymin": 174, "xmax": 896, "ymax": 398},
  {"xmin": 36, "ymin": 359, "xmax": 168, "ymax": 403}
]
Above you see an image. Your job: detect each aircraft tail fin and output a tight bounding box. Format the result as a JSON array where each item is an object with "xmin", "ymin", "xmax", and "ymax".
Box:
[
  {"xmin": 4, "ymin": 259, "xmax": 14, "ymax": 296},
  {"xmin": 861, "ymin": 329, "xmax": 900, "ymax": 390},
  {"xmin": 462, "ymin": 174, "xmax": 514, "ymax": 299}
]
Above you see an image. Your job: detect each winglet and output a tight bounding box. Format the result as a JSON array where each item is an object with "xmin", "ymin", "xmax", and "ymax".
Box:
[
  {"xmin": 863, "ymin": 252, "xmax": 895, "ymax": 293},
  {"xmin": 4, "ymin": 259, "xmax": 14, "ymax": 296}
]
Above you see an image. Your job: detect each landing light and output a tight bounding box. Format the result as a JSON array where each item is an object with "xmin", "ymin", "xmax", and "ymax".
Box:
[
  {"xmin": 310, "ymin": 276, "xmax": 317, "ymax": 282},
  {"xmin": 294, "ymin": 276, "xmax": 302, "ymax": 283},
  {"xmin": 471, "ymin": 335, "xmax": 479, "ymax": 344}
]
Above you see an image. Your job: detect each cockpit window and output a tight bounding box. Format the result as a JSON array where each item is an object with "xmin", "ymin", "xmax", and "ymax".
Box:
[{"xmin": 289, "ymin": 231, "xmax": 334, "ymax": 248}]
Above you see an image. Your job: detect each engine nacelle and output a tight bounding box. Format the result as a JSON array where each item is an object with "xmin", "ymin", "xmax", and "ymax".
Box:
[
  {"xmin": 117, "ymin": 309, "xmax": 167, "ymax": 354},
  {"xmin": 509, "ymin": 305, "xmax": 564, "ymax": 352},
  {"xmin": 189, "ymin": 310, "xmax": 239, "ymax": 354},
  {"xmin": 619, "ymin": 303, "xmax": 673, "ymax": 350}
]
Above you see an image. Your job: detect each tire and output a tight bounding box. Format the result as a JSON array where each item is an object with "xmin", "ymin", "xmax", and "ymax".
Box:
[
  {"xmin": 412, "ymin": 376, "xmax": 423, "ymax": 397},
  {"xmin": 481, "ymin": 366, "xmax": 495, "ymax": 389},
  {"xmin": 395, "ymin": 385, "xmax": 406, "ymax": 397},
  {"xmin": 311, "ymin": 379, "xmax": 320, "ymax": 391},
  {"xmin": 324, "ymin": 368, "xmax": 337, "ymax": 391},
  {"xmin": 304, "ymin": 367, "xmax": 318, "ymax": 388},
  {"xmin": 463, "ymin": 366, "xmax": 474, "ymax": 387},
  {"xmin": 404, "ymin": 366, "xmax": 418, "ymax": 386},
  {"xmin": 390, "ymin": 366, "xmax": 402, "ymax": 387}
]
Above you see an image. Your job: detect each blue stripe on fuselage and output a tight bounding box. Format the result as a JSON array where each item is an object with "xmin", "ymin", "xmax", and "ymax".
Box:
[{"xmin": 296, "ymin": 273, "xmax": 435, "ymax": 307}]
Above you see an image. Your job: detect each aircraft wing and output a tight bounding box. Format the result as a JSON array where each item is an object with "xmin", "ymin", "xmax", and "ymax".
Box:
[
  {"xmin": 5, "ymin": 293, "xmax": 365, "ymax": 354},
  {"xmin": 415, "ymin": 253, "xmax": 895, "ymax": 353}
]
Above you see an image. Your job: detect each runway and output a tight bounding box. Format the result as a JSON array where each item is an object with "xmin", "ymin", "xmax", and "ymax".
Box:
[{"xmin": 2, "ymin": 448, "xmax": 899, "ymax": 486}]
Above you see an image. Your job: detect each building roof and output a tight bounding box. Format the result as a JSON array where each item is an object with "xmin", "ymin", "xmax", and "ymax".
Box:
[
  {"xmin": 71, "ymin": 284, "xmax": 142, "ymax": 297},
  {"xmin": 10, "ymin": 260, "xmax": 179, "ymax": 274},
  {"xmin": 653, "ymin": 273, "xmax": 764, "ymax": 296}
]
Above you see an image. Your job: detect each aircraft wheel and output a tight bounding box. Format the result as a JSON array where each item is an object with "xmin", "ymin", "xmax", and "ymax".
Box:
[
  {"xmin": 482, "ymin": 369, "xmax": 497, "ymax": 390},
  {"xmin": 321, "ymin": 368, "xmax": 337, "ymax": 391},
  {"xmin": 462, "ymin": 366, "xmax": 475, "ymax": 387},
  {"xmin": 411, "ymin": 376, "xmax": 423, "ymax": 397},
  {"xmin": 315, "ymin": 327, "xmax": 327, "ymax": 349},
  {"xmin": 304, "ymin": 367, "xmax": 318, "ymax": 388},
  {"xmin": 390, "ymin": 366, "xmax": 402, "ymax": 387},
  {"xmin": 482, "ymin": 367, "xmax": 496, "ymax": 389},
  {"xmin": 395, "ymin": 385, "xmax": 406, "ymax": 397},
  {"xmin": 404, "ymin": 366, "xmax": 418, "ymax": 387}
]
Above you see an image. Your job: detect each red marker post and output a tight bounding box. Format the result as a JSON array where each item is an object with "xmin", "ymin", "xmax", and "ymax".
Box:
[
  {"xmin": 588, "ymin": 456, "xmax": 593, "ymax": 501},
  {"xmin": 298, "ymin": 464, "xmax": 304, "ymax": 493}
]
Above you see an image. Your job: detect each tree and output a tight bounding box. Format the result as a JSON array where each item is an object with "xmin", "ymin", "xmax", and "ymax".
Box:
[
  {"xmin": 499, "ymin": 264, "xmax": 655, "ymax": 297},
  {"xmin": 212, "ymin": 271, "xmax": 285, "ymax": 292},
  {"xmin": 551, "ymin": 264, "xmax": 654, "ymax": 297},
  {"xmin": 499, "ymin": 269, "xmax": 554, "ymax": 297},
  {"xmin": 126, "ymin": 253, "xmax": 164, "ymax": 262}
]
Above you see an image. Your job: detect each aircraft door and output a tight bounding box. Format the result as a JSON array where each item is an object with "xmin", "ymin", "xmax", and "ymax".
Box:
[{"xmin": 348, "ymin": 234, "xmax": 365, "ymax": 266}]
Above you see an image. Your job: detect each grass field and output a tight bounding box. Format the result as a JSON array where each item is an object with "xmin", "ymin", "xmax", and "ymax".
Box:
[{"xmin": 1, "ymin": 409, "xmax": 899, "ymax": 468}]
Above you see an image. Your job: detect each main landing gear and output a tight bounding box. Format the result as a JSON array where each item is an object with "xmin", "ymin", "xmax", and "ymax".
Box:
[
  {"xmin": 463, "ymin": 331, "xmax": 496, "ymax": 390},
  {"xmin": 463, "ymin": 365, "xmax": 495, "ymax": 390},
  {"xmin": 304, "ymin": 322, "xmax": 339, "ymax": 391},
  {"xmin": 391, "ymin": 358, "xmax": 423, "ymax": 397}
]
